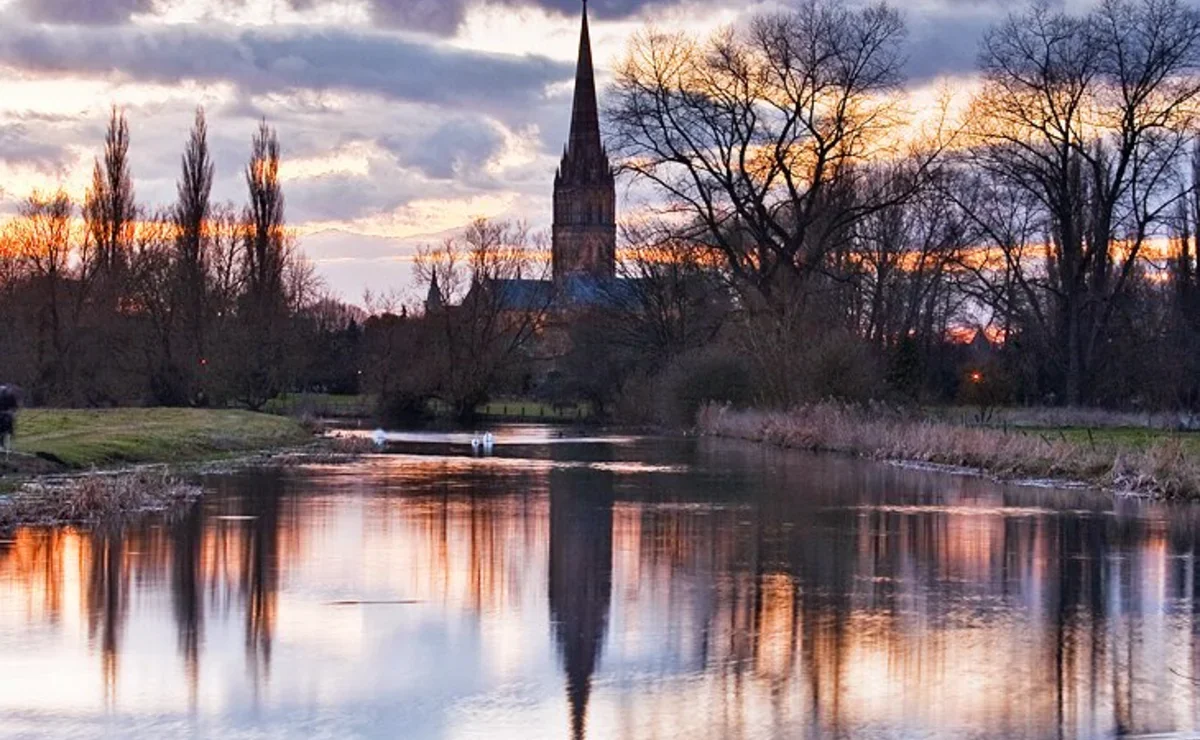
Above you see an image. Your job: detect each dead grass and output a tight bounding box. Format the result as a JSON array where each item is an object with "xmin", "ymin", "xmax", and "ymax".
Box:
[
  {"xmin": 698, "ymin": 403, "xmax": 1200, "ymax": 499},
  {"xmin": 0, "ymin": 470, "xmax": 202, "ymax": 529},
  {"xmin": 323, "ymin": 435, "xmax": 379, "ymax": 455}
]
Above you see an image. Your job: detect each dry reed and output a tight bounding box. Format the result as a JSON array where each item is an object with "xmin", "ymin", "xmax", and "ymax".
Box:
[
  {"xmin": 0, "ymin": 470, "xmax": 202, "ymax": 529},
  {"xmin": 698, "ymin": 403, "xmax": 1200, "ymax": 499}
]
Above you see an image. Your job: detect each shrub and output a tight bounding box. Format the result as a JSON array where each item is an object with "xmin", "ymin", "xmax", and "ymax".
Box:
[
  {"xmin": 611, "ymin": 371, "xmax": 661, "ymax": 425},
  {"xmin": 376, "ymin": 390, "xmax": 430, "ymax": 426},
  {"xmin": 661, "ymin": 349, "xmax": 753, "ymax": 426},
  {"xmin": 795, "ymin": 329, "xmax": 882, "ymax": 403}
]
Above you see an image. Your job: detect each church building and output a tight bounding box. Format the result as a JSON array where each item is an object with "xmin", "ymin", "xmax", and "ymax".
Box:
[
  {"xmin": 429, "ymin": 0, "xmax": 622, "ymax": 317},
  {"xmin": 552, "ymin": 0, "xmax": 617, "ymax": 286}
]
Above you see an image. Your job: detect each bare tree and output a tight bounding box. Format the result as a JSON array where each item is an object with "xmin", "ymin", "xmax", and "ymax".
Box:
[
  {"xmin": 414, "ymin": 218, "xmax": 551, "ymax": 419},
  {"xmin": 130, "ymin": 211, "xmax": 185, "ymax": 404},
  {"xmin": 609, "ymin": 223, "xmax": 726, "ymax": 364},
  {"xmin": 9, "ymin": 191, "xmax": 87, "ymax": 404},
  {"xmin": 608, "ymin": 0, "xmax": 946, "ymax": 304},
  {"xmin": 207, "ymin": 203, "xmax": 245, "ymax": 317},
  {"xmin": 0, "ymin": 110, "xmax": 350, "ymax": 410},
  {"xmin": 174, "ymin": 107, "xmax": 215, "ymax": 398},
  {"xmin": 960, "ymin": 0, "xmax": 1200, "ymax": 404},
  {"xmin": 234, "ymin": 120, "xmax": 290, "ymax": 409},
  {"xmin": 244, "ymin": 120, "xmax": 286, "ymax": 312},
  {"xmin": 853, "ymin": 169, "xmax": 969, "ymax": 350},
  {"xmin": 84, "ymin": 107, "xmax": 136, "ymax": 282}
]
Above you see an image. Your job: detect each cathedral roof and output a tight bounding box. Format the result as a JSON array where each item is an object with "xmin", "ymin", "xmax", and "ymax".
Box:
[{"xmin": 485, "ymin": 276, "xmax": 642, "ymax": 313}]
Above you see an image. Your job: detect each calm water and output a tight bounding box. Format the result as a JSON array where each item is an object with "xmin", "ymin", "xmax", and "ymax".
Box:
[{"xmin": 3, "ymin": 427, "xmax": 1200, "ymax": 739}]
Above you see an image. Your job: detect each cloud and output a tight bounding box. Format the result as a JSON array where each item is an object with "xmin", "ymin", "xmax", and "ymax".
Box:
[
  {"xmin": 387, "ymin": 118, "xmax": 506, "ymax": 179},
  {"xmin": 0, "ymin": 124, "xmax": 70, "ymax": 170},
  {"xmin": 286, "ymin": 0, "xmax": 729, "ymax": 35},
  {"xmin": 13, "ymin": 0, "xmax": 156, "ymax": 25},
  {"xmin": 362, "ymin": 0, "xmax": 467, "ymax": 35},
  {"xmin": 0, "ymin": 23, "xmax": 570, "ymax": 112},
  {"xmin": 0, "ymin": 0, "xmax": 1007, "ymax": 302},
  {"xmin": 905, "ymin": 11, "xmax": 998, "ymax": 82},
  {"xmin": 287, "ymin": 172, "xmax": 404, "ymax": 223}
]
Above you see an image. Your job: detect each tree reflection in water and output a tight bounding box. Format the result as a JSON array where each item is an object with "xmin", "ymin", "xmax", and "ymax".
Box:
[
  {"xmin": 0, "ymin": 436, "xmax": 1199, "ymax": 738},
  {"xmin": 170, "ymin": 501, "xmax": 203, "ymax": 707}
]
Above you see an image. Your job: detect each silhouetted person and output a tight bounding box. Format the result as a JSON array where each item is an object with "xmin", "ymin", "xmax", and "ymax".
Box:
[
  {"xmin": 0, "ymin": 385, "xmax": 19, "ymax": 451},
  {"xmin": 548, "ymin": 467, "xmax": 614, "ymax": 740}
]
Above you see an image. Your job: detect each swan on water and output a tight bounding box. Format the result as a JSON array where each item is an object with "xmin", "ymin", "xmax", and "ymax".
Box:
[{"xmin": 471, "ymin": 432, "xmax": 496, "ymax": 454}]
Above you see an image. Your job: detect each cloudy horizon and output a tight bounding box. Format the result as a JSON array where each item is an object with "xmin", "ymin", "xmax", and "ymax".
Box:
[{"xmin": 0, "ymin": 0, "xmax": 1027, "ymax": 303}]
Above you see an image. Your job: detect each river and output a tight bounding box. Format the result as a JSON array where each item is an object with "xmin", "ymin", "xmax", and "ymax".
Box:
[{"xmin": 1, "ymin": 426, "xmax": 1198, "ymax": 738}]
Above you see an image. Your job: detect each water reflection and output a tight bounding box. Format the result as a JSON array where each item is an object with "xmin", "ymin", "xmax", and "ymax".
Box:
[
  {"xmin": 1, "ymin": 434, "xmax": 1199, "ymax": 738},
  {"xmin": 549, "ymin": 467, "xmax": 613, "ymax": 740}
]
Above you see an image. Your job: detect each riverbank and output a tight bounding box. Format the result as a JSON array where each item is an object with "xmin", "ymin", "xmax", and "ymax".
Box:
[
  {"xmin": 698, "ymin": 404, "xmax": 1200, "ymax": 499},
  {"xmin": 0, "ymin": 408, "xmax": 314, "ymax": 529},
  {"xmin": 4, "ymin": 408, "xmax": 311, "ymax": 473}
]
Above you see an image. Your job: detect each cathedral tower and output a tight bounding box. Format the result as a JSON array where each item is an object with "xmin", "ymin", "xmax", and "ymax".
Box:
[{"xmin": 552, "ymin": 0, "xmax": 616, "ymax": 285}]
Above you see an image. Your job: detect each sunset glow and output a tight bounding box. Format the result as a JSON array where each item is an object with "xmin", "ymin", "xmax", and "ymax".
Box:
[{"xmin": 0, "ymin": 0, "xmax": 1003, "ymax": 299}]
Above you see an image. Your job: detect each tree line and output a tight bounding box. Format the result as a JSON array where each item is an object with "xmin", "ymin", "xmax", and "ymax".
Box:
[
  {"xmin": 362, "ymin": 0, "xmax": 1200, "ymax": 423},
  {"xmin": 592, "ymin": 0, "xmax": 1200, "ymax": 417},
  {"xmin": 0, "ymin": 108, "xmax": 362, "ymax": 409},
  {"xmin": 9, "ymin": 0, "xmax": 1200, "ymax": 421}
]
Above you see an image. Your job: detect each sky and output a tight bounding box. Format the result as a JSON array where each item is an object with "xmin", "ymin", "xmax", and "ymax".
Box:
[{"xmin": 0, "ymin": 0, "xmax": 1047, "ymax": 303}]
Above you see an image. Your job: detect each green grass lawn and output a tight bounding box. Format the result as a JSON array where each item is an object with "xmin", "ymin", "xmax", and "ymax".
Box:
[
  {"xmin": 929, "ymin": 405, "xmax": 1200, "ymax": 451},
  {"xmin": 261, "ymin": 393, "xmax": 594, "ymax": 422},
  {"xmin": 11, "ymin": 408, "xmax": 311, "ymax": 469},
  {"xmin": 264, "ymin": 393, "xmax": 375, "ymax": 418},
  {"xmin": 476, "ymin": 399, "xmax": 593, "ymax": 420},
  {"xmin": 1040, "ymin": 426, "xmax": 1200, "ymax": 451}
]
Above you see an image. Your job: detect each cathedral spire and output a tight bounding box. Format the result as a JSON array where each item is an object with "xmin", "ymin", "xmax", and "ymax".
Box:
[
  {"xmin": 568, "ymin": 0, "xmax": 602, "ymax": 161},
  {"xmin": 425, "ymin": 266, "xmax": 444, "ymax": 314},
  {"xmin": 552, "ymin": 0, "xmax": 616, "ymax": 284}
]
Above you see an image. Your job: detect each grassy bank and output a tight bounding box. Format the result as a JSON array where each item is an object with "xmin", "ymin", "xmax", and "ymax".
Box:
[
  {"xmin": 698, "ymin": 404, "xmax": 1200, "ymax": 499},
  {"xmin": 475, "ymin": 398, "xmax": 593, "ymax": 421},
  {"xmin": 0, "ymin": 408, "xmax": 313, "ymax": 531},
  {"xmin": 265, "ymin": 393, "xmax": 375, "ymax": 419},
  {"xmin": 7, "ymin": 408, "xmax": 311, "ymax": 471},
  {"xmin": 263, "ymin": 393, "xmax": 594, "ymax": 423}
]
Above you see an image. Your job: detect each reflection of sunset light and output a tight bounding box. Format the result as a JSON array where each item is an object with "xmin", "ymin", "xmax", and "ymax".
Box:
[
  {"xmin": 0, "ymin": 451, "xmax": 1197, "ymax": 737},
  {"xmin": 754, "ymin": 572, "xmax": 795, "ymax": 680}
]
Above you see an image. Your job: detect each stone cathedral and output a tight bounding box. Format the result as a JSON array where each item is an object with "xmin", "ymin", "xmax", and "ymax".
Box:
[
  {"xmin": 433, "ymin": 0, "xmax": 625, "ymax": 317},
  {"xmin": 552, "ymin": 0, "xmax": 617, "ymax": 285}
]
